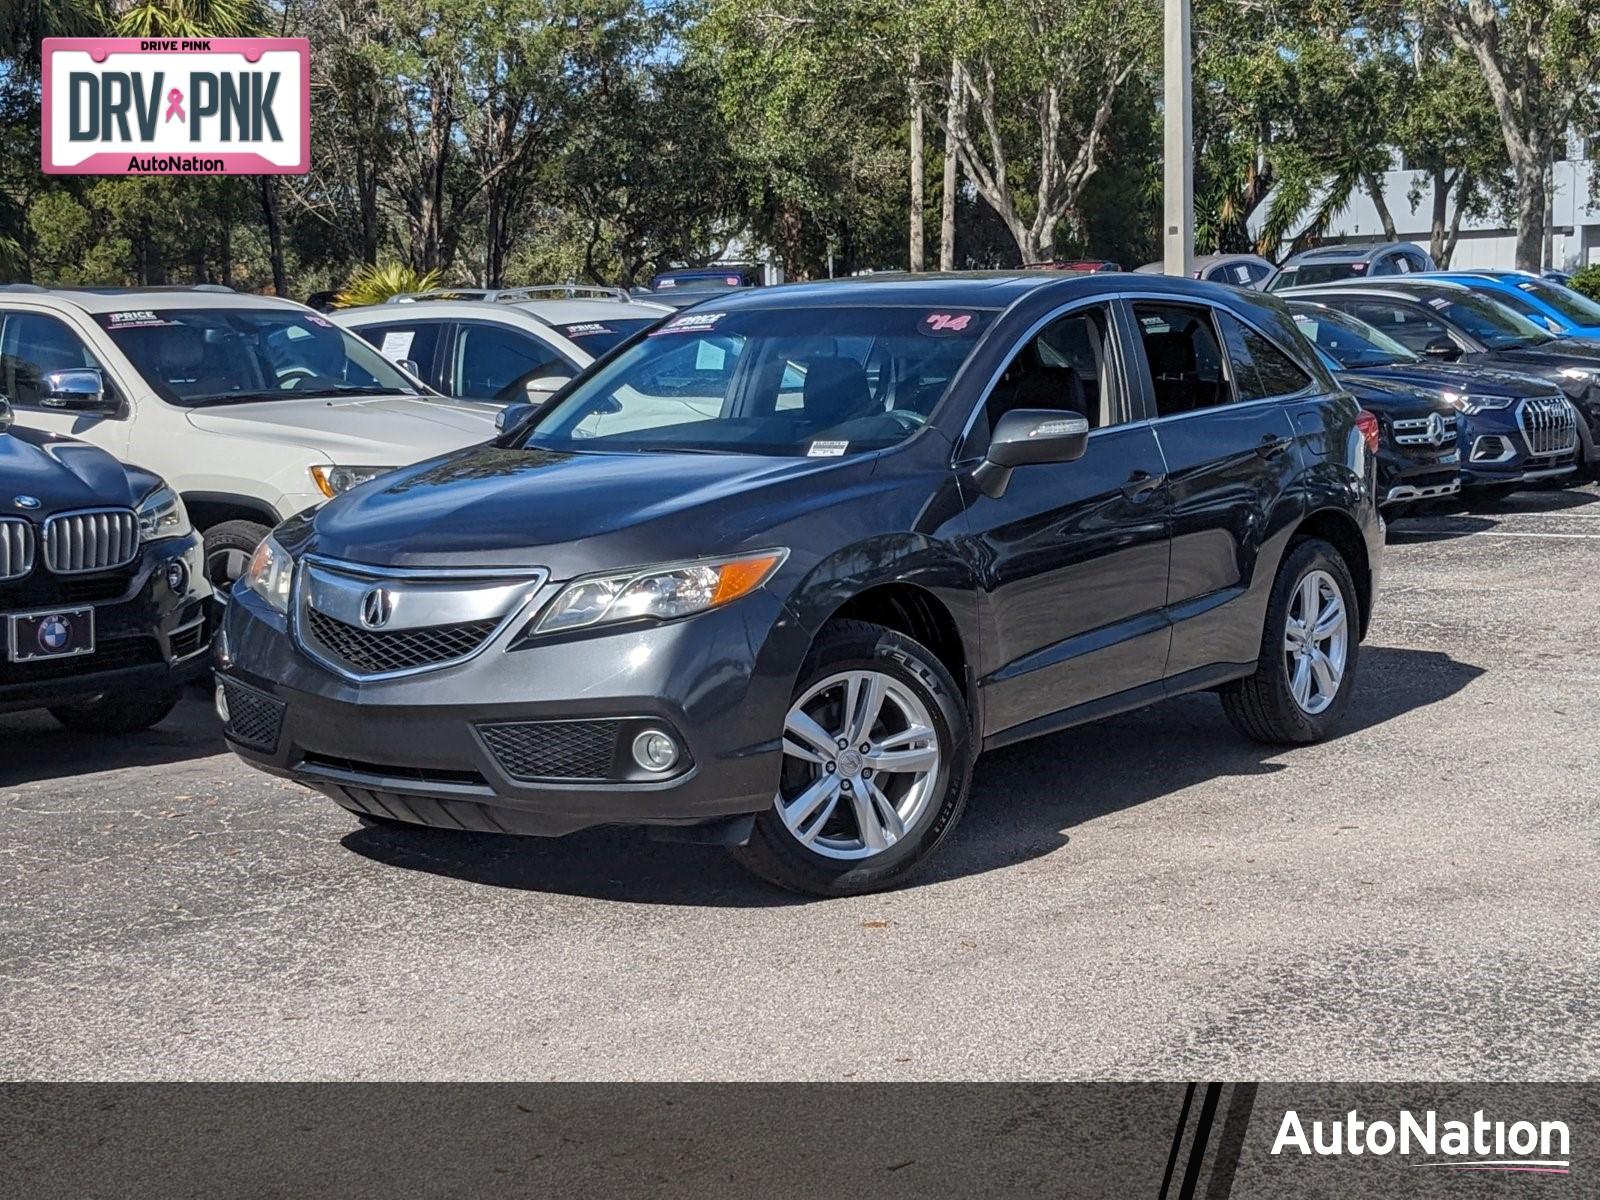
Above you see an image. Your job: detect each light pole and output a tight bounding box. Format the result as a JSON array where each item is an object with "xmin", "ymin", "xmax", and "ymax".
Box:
[{"xmin": 1163, "ymin": 0, "xmax": 1194, "ymax": 277}]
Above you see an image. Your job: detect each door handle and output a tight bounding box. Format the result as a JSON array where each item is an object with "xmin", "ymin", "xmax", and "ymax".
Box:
[
  {"xmin": 1256, "ymin": 434, "xmax": 1293, "ymax": 459},
  {"xmin": 1121, "ymin": 469, "xmax": 1165, "ymax": 500}
]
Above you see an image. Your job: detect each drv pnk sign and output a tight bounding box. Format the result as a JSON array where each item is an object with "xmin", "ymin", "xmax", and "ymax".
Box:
[{"xmin": 41, "ymin": 38, "xmax": 309, "ymax": 175}]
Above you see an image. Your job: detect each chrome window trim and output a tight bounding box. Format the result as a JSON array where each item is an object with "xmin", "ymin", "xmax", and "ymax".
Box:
[{"xmin": 291, "ymin": 554, "xmax": 550, "ymax": 683}]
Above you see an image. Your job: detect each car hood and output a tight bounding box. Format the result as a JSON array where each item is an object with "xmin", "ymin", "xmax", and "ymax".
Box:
[
  {"xmin": 1334, "ymin": 372, "xmax": 1452, "ymax": 415},
  {"xmin": 308, "ymin": 444, "xmax": 890, "ymax": 579},
  {"xmin": 1344, "ymin": 361, "xmax": 1558, "ymax": 398},
  {"xmin": 184, "ymin": 394, "xmax": 499, "ymax": 462},
  {"xmin": 1488, "ymin": 337, "xmax": 1600, "ymax": 374},
  {"xmin": 0, "ymin": 425, "xmax": 146, "ymax": 513}
]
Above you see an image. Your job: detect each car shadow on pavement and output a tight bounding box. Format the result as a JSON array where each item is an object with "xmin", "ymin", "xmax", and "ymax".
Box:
[
  {"xmin": 342, "ymin": 645, "xmax": 1483, "ymax": 905},
  {"xmin": 0, "ymin": 687, "xmax": 223, "ymax": 788}
]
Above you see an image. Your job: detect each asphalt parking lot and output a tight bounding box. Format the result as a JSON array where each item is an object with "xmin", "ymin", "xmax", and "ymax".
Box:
[{"xmin": 4, "ymin": 485, "xmax": 1599, "ymax": 1082}]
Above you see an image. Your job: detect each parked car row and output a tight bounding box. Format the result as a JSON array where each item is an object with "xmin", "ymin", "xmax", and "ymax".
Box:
[{"xmin": 2, "ymin": 262, "xmax": 1594, "ymax": 896}]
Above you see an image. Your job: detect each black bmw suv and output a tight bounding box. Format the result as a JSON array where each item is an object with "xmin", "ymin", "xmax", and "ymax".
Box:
[
  {"xmin": 218, "ymin": 274, "xmax": 1383, "ymax": 895},
  {"xmin": 0, "ymin": 399, "xmax": 210, "ymax": 732}
]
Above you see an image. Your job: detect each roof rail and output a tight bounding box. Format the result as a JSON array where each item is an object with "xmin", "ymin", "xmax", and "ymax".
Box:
[
  {"xmin": 493, "ymin": 284, "xmax": 633, "ymax": 304},
  {"xmin": 384, "ymin": 289, "xmax": 497, "ymax": 304}
]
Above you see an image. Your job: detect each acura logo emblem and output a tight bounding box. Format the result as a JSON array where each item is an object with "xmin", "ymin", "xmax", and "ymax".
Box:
[{"xmin": 360, "ymin": 587, "xmax": 394, "ymax": 628}]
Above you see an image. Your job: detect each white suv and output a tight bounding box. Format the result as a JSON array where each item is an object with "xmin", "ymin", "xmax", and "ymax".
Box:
[
  {"xmin": 0, "ymin": 286, "xmax": 499, "ymax": 589},
  {"xmin": 334, "ymin": 286, "xmax": 673, "ymax": 405}
]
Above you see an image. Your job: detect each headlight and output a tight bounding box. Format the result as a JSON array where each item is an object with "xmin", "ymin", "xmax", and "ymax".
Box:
[
  {"xmin": 136, "ymin": 486, "xmax": 191, "ymax": 543},
  {"xmin": 1440, "ymin": 392, "xmax": 1514, "ymax": 414},
  {"xmin": 309, "ymin": 464, "xmax": 396, "ymax": 498},
  {"xmin": 532, "ymin": 550, "xmax": 788, "ymax": 635},
  {"xmin": 241, "ymin": 533, "xmax": 294, "ymax": 614}
]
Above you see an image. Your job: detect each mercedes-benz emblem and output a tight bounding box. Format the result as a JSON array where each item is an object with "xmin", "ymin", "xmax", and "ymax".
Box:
[
  {"xmin": 1425, "ymin": 412, "xmax": 1447, "ymax": 447},
  {"xmin": 359, "ymin": 587, "xmax": 394, "ymax": 629},
  {"xmin": 12, "ymin": 495, "xmax": 39, "ymax": 510}
]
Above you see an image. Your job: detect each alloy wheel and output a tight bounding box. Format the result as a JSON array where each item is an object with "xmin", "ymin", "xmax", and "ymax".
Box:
[
  {"xmin": 776, "ymin": 669, "xmax": 941, "ymax": 861},
  {"xmin": 1282, "ymin": 568, "xmax": 1348, "ymax": 715}
]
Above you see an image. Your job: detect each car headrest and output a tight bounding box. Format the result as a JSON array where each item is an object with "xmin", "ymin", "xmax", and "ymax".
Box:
[
  {"xmin": 153, "ymin": 327, "xmax": 207, "ymax": 378},
  {"xmin": 1144, "ymin": 329, "xmax": 1197, "ymax": 377},
  {"xmin": 802, "ymin": 355, "xmax": 871, "ymax": 426}
]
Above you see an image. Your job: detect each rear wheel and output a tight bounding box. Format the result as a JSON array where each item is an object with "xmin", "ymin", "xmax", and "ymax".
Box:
[
  {"xmin": 1220, "ymin": 538, "xmax": 1360, "ymax": 745},
  {"xmin": 731, "ymin": 620, "xmax": 972, "ymax": 897},
  {"xmin": 50, "ymin": 689, "xmax": 181, "ymax": 735}
]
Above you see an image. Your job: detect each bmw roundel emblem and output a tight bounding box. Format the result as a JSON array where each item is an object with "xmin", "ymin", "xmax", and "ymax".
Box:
[
  {"xmin": 37, "ymin": 615, "xmax": 71, "ymax": 652},
  {"xmin": 12, "ymin": 495, "xmax": 40, "ymax": 510}
]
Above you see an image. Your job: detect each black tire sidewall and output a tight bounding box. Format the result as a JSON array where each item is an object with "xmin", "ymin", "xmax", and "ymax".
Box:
[
  {"xmin": 1265, "ymin": 540, "xmax": 1361, "ymax": 740},
  {"xmin": 203, "ymin": 521, "xmax": 272, "ymax": 589},
  {"xmin": 744, "ymin": 621, "xmax": 972, "ymax": 895}
]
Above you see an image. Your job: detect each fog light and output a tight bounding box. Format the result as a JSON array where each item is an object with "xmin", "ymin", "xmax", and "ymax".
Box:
[
  {"xmin": 214, "ymin": 683, "xmax": 230, "ymax": 724},
  {"xmin": 165, "ymin": 560, "xmax": 188, "ymax": 593},
  {"xmin": 632, "ymin": 729, "xmax": 680, "ymax": 773}
]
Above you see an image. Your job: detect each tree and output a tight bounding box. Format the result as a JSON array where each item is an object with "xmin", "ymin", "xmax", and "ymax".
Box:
[
  {"xmin": 1419, "ymin": 0, "xmax": 1600, "ymax": 270},
  {"xmin": 944, "ymin": 0, "xmax": 1156, "ymax": 264}
]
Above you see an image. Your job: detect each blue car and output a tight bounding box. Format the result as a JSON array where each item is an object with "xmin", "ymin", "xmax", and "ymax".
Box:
[{"xmin": 1430, "ymin": 270, "xmax": 1600, "ymax": 339}]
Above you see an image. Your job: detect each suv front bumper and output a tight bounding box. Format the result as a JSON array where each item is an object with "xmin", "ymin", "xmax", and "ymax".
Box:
[{"xmin": 217, "ymin": 584, "xmax": 802, "ymax": 837}]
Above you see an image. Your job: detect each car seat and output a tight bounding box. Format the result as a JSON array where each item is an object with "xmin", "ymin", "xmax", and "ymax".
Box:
[{"xmin": 802, "ymin": 355, "xmax": 873, "ymax": 427}]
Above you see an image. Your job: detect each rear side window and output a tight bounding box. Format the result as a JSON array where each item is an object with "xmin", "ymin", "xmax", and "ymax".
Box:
[
  {"xmin": 1217, "ymin": 313, "xmax": 1311, "ymax": 401},
  {"xmin": 452, "ymin": 323, "xmax": 572, "ymax": 402},
  {"xmin": 1132, "ymin": 303, "xmax": 1230, "ymax": 417},
  {"xmin": 1334, "ymin": 301, "xmax": 1453, "ymax": 354}
]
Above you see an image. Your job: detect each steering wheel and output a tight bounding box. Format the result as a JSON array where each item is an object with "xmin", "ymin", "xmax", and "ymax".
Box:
[{"xmin": 274, "ymin": 366, "xmax": 319, "ymax": 389}]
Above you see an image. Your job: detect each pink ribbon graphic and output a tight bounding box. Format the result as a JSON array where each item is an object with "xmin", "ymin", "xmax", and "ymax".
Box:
[{"xmin": 164, "ymin": 88, "xmax": 185, "ymax": 123}]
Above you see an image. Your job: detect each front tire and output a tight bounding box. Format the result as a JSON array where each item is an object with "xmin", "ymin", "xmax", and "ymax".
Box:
[
  {"xmin": 50, "ymin": 689, "xmax": 181, "ymax": 735},
  {"xmin": 204, "ymin": 520, "xmax": 271, "ymax": 597},
  {"xmin": 1220, "ymin": 538, "xmax": 1360, "ymax": 745},
  {"xmin": 731, "ymin": 620, "xmax": 973, "ymax": 897}
]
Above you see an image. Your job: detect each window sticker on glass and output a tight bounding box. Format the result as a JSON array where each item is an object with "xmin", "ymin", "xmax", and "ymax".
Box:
[
  {"xmin": 695, "ymin": 342, "xmax": 727, "ymax": 371},
  {"xmin": 1428, "ymin": 297, "xmax": 1452, "ymax": 311},
  {"xmin": 920, "ymin": 311, "xmax": 975, "ymax": 336},
  {"xmin": 560, "ymin": 322, "xmax": 613, "ymax": 339},
  {"xmin": 106, "ymin": 309, "xmax": 172, "ymax": 329},
  {"xmin": 379, "ymin": 330, "xmax": 415, "ymax": 361},
  {"xmin": 807, "ymin": 440, "xmax": 849, "ymax": 457},
  {"xmin": 652, "ymin": 311, "xmax": 726, "ymax": 335}
]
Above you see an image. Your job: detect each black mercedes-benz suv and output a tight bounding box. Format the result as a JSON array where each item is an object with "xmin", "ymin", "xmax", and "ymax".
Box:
[
  {"xmin": 0, "ymin": 398, "xmax": 210, "ymax": 732},
  {"xmin": 218, "ymin": 274, "xmax": 1383, "ymax": 895}
]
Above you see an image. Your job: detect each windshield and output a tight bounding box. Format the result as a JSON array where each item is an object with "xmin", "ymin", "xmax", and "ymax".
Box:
[
  {"xmin": 553, "ymin": 318, "xmax": 658, "ymax": 357},
  {"xmin": 97, "ymin": 307, "xmax": 421, "ymax": 406},
  {"xmin": 1290, "ymin": 304, "xmax": 1419, "ymax": 367},
  {"xmin": 1421, "ymin": 292, "xmax": 1552, "ymax": 349},
  {"xmin": 1270, "ymin": 262, "xmax": 1363, "ymax": 291},
  {"xmin": 1517, "ymin": 278, "xmax": 1600, "ymax": 326},
  {"xmin": 516, "ymin": 305, "xmax": 995, "ymax": 456}
]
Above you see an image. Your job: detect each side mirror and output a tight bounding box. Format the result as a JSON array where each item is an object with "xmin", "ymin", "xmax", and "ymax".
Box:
[
  {"xmin": 526, "ymin": 374, "xmax": 572, "ymax": 397},
  {"xmin": 1422, "ymin": 338, "xmax": 1461, "ymax": 362},
  {"xmin": 41, "ymin": 368, "xmax": 114, "ymax": 413},
  {"xmin": 396, "ymin": 358, "xmax": 422, "ymax": 377},
  {"xmin": 973, "ymin": 408, "xmax": 1090, "ymax": 498},
  {"xmin": 495, "ymin": 399, "xmax": 537, "ymax": 433}
]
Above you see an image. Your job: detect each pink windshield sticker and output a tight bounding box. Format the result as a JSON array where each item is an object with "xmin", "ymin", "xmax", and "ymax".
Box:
[{"xmin": 921, "ymin": 311, "xmax": 976, "ymax": 336}]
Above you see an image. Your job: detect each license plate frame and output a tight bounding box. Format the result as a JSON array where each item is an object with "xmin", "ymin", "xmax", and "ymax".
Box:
[{"xmin": 7, "ymin": 606, "xmax": 96, "ymax": 662}]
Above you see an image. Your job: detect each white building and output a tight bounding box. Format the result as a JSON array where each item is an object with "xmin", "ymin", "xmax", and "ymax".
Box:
[{"xmin": 1251, "ymin": 141, "xmax": 1600, "ymax": 271}]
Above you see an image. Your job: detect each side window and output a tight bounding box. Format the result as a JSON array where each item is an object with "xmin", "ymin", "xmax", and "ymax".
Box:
[
  {"xmin": 452, "ymin": 323, "xmax": 570, "ymax": 403},
  {"xmin": 356, "ymin": 322, "xmax": 442, "ymax": 379},
  {"xmin": 0, "ymin": 313, "xmax": 101, "ymax": 408},
  {"xmin": 1132, "ymin": 303, "xmax": 1230, "ymax": 417},
  {"xmin": 1342, "ymin": 301, "xmax": 1451, "ymax": 353},
  {"xmin": 976, "ymin": 304, "xmax": 1118, "ymax": 442},
  {"xmin": 1217, "ymin": 313, "xmax": 1312, "ymax": 401}
]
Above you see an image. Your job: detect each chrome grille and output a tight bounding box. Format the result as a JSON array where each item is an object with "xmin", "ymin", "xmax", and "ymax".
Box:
[
  {"xmin": 0, "ymin": 518, "xmax": 35, "ymax": 581},
  {"xmin": 42, "ymin": 508, "xmax": 138, "ymax": 575},
  {"xmin": 303, "ymin": 607, "xmax": 499, "ymax": 676},
  {"xmin": 1518, "ymin": 395, "xmax": 1578, "ymax": 456},
  {"xmin": 1391, "ymin": 412, "xmax": 1458, "ymax": 447}
]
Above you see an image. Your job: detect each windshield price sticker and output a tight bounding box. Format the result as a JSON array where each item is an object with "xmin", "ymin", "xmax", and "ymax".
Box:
[
  {"xmin": 561, "ymin": 323, "xmax": 613, "ymax": 338},
  {"xmin": 652, "ymin": 311, "xmax": 726, "ymax": 335},
  {"xmin": 105, "ymin": 310, "xmax": 172, "ymax": 328},
  {"xmin": 921, "ymin": 311, "xmax": 976, "ymax": 336},
  {"xmin": 807, "ymin": 440, "xmax": 849, "ymax": 457},
  {"xmin": 42, "ymin": 37, "xmax": 310, "ymax": 175}
]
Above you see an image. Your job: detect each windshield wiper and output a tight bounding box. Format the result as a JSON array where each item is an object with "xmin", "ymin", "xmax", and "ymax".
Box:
[{"xmin": 287, "ymin": 385, "xmax": 415, "ymax": 398}]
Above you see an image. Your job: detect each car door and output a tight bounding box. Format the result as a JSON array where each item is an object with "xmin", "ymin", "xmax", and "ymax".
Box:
[
  {"xmin": 1125, "ymin": 300, "xmax": 1304, "ymax": 677},
  {"xmin": 446, "ymin": 320, "xmax": 581, "ymax": 403},
  {"xmin": 960, "ymin": 301, "xmax": 1172, "ymax": 739},
  {"xmin": 350, "ymin": 319, "xmax": 447, "ymax": 390},
  {"xmin": 0, "ymin": 308, "xmax": 131, "ymax": 458}
]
